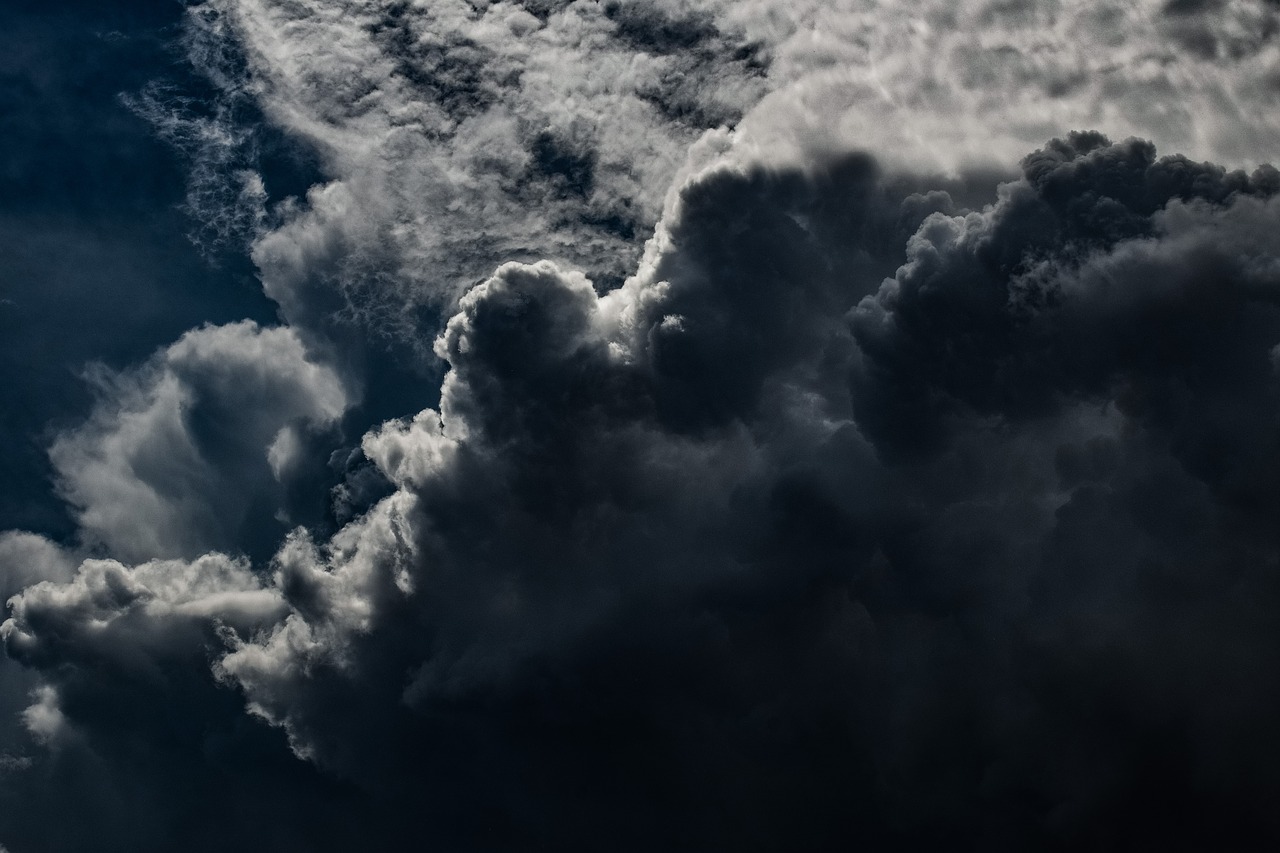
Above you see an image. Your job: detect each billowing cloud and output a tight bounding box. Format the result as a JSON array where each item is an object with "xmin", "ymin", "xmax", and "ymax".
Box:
[
  {"xmin": 7, "ymin": 133, "xmax": 1280, "ymax": 849},
  {"xmin": 49, "ymin": 321, "xmax": 349, "ymax": 563},
  {"xmin": 732, "ymin": 0, "xmax": 1280, "ymax": 171},
  {"xmin": 182, "ymin": 0, "xmax": 769, "ymax": 348},
  {"xmin": 154, "ymin": 0, "xmax": 1280, "ymax": 356},
  {"xmin": 4, "ymin": 1, "xmax": 1280, "ymax": 851},
  {"xmin": 0, "ymin": 550, "xmax": 368, "ymax": 853}
]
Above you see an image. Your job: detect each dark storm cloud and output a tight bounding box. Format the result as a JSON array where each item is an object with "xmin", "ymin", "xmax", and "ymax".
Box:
[
  {"xmin": 851, "ymin": 132, "xmax": 1280, "ymax": 458},
  {"xmin": 7, "ymin": 133, "xmax": 1280, "ymax": 851}
]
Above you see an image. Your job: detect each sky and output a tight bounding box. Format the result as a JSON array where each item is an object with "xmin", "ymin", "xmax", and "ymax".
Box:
[{"xmin": 2, "ymin": 0, "xmax": 1280, "ymax": 850}]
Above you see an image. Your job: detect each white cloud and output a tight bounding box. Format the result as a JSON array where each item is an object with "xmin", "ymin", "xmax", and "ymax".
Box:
[
  {"xmin": 152, "ymin": 0, "xmax": 1280, "ymax": 365},
  {"xmin": 189, "ymin": 0, "xmax": 770, "ymax": 341},
  {"xmin": 49, "ymin": 321, "xmax": 349, "ymax": 563},
  {"xmin": 2, "ymin": 550, "xmax": 286, "ymax": 753},
  {"xmin": 0, "ymin": 532, "xmax": 77, "ymax": 601},
  {"xmin": 18, "ymin": 686, "xmax": 64, "ymax": 746},
  {"xmin": 722, "ymin": 0, "xmax": 1280, "ymax": 174}
]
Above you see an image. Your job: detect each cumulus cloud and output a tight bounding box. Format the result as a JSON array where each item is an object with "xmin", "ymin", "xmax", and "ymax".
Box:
[
  {"xmin": 180, "ymin": 0, "xmax": 769, "ymax": 350},
  {"xmin": 9, "ymin": 133, "xmax": 1280, "ymax": 849},
  {"xmin": 0, "ymin": 550, "xmax": 364, "ymax": 853},
  {"xmin": 5, "ymin": 1, "xmax": 1280, "ymax": 850},
  {"xmin": 3, "ymin": 552, "xmax": 283, "ymax": 677},
  {"xmin": 150, "ymin": 0, "xmax": 1280, "ymax": 359},
  {"xmin": 49, "ymin": 321, "xmax": 349, "ymax": 563},
  {"xmin": 0, "ymin": 533, "xmax": 76, "ymax": 598},
  {"xmin": 728, "ymin": 0, "xmax": 1280, "ymax": 171}
]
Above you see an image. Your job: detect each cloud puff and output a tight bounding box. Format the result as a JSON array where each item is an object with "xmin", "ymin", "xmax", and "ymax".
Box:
[
  {"xmin": 0, "ymin": 549, "xmax": 369, "ymax": 853},
  {"xmin": 3, "ymin": 552, "xmax": 282, "ymax": 676},
  {"xmin": 729, "ymin": 0, "xmax": 1280, "ymax": 172},
  {"xmin": 49, "ymin": 321, "xmax": 349, "ymax": 563}
]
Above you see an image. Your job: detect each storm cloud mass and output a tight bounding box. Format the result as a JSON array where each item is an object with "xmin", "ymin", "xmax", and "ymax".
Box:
[{"xmin": 3, "ymin": 1, "xmax": 1280, "ymax": 851}]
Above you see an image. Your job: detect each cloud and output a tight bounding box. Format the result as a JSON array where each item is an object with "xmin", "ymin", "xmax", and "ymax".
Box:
[
  {"xmin": 8, "ymin": 134, "xmax": 1278, "ymax": 848},
  {"xmin": 48, "ymin": 321, "xmax": 349, "ymax": 563},
  {"xmin": 213, "ymin": 137, "xmax": 1280, "ymax": 847},
  {"xmin": 133, "ymin": 0, "xmax": 1280, "ymax": 372},
  {"xmin": 0, "ymin": 550, "xmax": 367, "ymax": 853},
  {"xmin": 3, "ymin": 552, "xmax": 283, "ymax": 678},
  {"xmin": 728, "ymin": 0, "xmax": 1280, "ymax": 172},
  {"xmin": 4, "ymin": 1, "xmax": 1280, "ymax": 849},
  {"xmin": 0, "ymin": 533, "xmax": 76, "ymax": 598},
  {"xmin": 850, "ymin": 132, "xmax": 1280, "ymax": 458},
  {"xmin": 184, "ymin": 0, "xmax": 770, "ymax": 351}
]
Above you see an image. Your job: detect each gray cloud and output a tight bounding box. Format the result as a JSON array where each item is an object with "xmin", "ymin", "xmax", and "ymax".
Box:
[
  {"xmin": 140, "ymin": 0, "xmax": 1280, "ymax": 369},
  {"xmin": 5, "ymin": 1, "xmax": 1280, "ymax": 850},
  {"xmin": 7, "ymin": 134, "xmax": 1280, "ymax": 850},
  {"xmin": 185, "ymin": 0, "xmax": 770, "ymax": 353}
]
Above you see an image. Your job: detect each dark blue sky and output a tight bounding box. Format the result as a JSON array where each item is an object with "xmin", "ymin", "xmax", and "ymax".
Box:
[{"xmin": 0, "ymin": 0, "xmax": 279, "ymax": 537}]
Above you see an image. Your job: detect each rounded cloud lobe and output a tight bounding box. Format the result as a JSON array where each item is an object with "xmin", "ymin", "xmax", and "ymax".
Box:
[
  {"xmin": 5, "ymin": 135, "xmax": 1280, "ymax": 850},
  {"xmin": 48, "ymin": 321, "xmax": 349, "ymax": 563}
]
